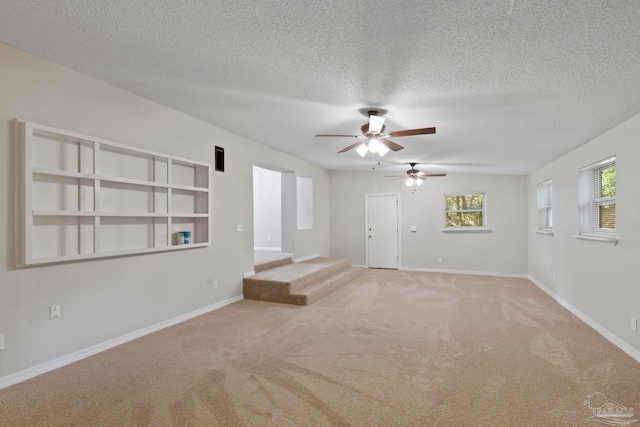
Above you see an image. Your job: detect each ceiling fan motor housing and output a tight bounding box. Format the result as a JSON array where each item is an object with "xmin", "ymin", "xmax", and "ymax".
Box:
[{"xmin": 361, "ymin": 123, "xmax": 385, "ymax": 136}]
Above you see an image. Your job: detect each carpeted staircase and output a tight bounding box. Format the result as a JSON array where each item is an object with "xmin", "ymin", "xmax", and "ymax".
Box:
[{"xmin": 244, "ymin": 257, "xmax": 364, "ymax": 305}]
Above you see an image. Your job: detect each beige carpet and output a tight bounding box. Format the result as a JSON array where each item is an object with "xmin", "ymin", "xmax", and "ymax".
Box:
[{"xmin": 1, "ymin": 270, "xmax": 639, "ymax": 426}]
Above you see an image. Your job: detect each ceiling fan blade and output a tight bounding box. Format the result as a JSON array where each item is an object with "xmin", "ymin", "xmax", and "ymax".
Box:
[
  {"xmin": 369, "ymin": 115, "xmax": 385, "ymax": 134},
  {"xmin": 421, "ymin": 173, "xmax": 446, "ymax": 177},
  {"xmin": 380, "ymin": 138, "xmax": 404, "ymax": 152},
  {"xmin": 385, "ymin": 177, "xmax": 405, "ymax": 181},
  {"xmin": 338, "ymin": 141, "xmax": 364, "ymax": 153},
  {"xmin": 389, "ymin": 127, "xmax": 436, "ymax": 138},
  {"xmin": 316, "ymin": 134, "xmax": 361, "ymax": 138}
]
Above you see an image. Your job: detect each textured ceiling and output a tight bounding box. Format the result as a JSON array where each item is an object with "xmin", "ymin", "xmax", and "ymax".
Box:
[{"xmin": 2, "ymin": 1, "xmax": 640, "ymax": 174}]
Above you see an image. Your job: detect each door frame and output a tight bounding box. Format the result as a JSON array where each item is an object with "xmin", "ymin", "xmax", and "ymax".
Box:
[
  {"xmin": 252, "ymin": 164, "xmax": 295, "ymax": 256},
  {"xmin": 364, "ymin": 192, "xmax": 401, "ymax": 269}
]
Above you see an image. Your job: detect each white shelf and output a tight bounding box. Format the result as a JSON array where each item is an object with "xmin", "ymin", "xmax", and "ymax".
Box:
[
  {"xmin": 24, "ymin": 243, "xmax": 211, "ymax": 266},
  {"xmin": 17, "ymin": 120, "xmax": 211, "ymax": 266},
  {"xmin": 32, "ymin": 167, "xmax": 210, "ymax": 192},
  {"xmin": 32, "ymin": 211, "xmax": 209, "ymax": 218}
]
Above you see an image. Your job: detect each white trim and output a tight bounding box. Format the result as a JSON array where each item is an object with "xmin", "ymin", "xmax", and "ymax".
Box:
[
  {"xmin": 295, "ymin": 253, "xmax": 319, "ymax": 263},
  {"xmin": 253, "ymin": 247, "xmax": 282, "ymax": 252},
  {"xmin": 579, "ymin": 155, "xmax": 616, "ymax": 172},
  {"xmin": 243, "ymin": 270, "xmax": 256, "ymax": 278},
  {"xmin": 528, "ymin": 275, "xmax": 640, "ymax": 364},
  {"xmin": 400, "ymin": 266, "xmax": 527, "ymax": 279},
  {"xmin": 442, "ymin": 228, "xmax": 492, "ymax": 233},
  {"xmin": 533, "ymin": 229, "xmax": 554, "ymax": 235},
  {"xmin": 0, "ymin": 295, "xmax": 243, "ymax": 390},
  {"xmin": 574, "ymin": 235, "xmax": 618, "ymax": 245}
]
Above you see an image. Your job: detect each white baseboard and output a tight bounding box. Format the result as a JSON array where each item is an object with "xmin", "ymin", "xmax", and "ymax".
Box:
[
  {"xmin": 528, "ymin": 275, "xmax": 640, "ymax": 363},
  {"xmin": 244, "ymin": 270, "xmax": 256, "ymax": 278},
  {"xmin": 400, "ymin": 266, "xmax": 528, "ymax": 279},
  {"xmin": 295, "ymin": 253, "xmax": 319, "ymax": 263},
  {"xmin": 0, "ymin": 295, "xmax": 244, "ymax": 390}
]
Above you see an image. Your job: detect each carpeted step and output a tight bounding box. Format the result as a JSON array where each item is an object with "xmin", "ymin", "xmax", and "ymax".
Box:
[
  {"xmin": 254, "ymin": 256, "xmax": 292, "ymax": 273},
  {"xmin": 291, "ymin": 266, "xmax": 365, "ymax": 306},
  {"xmin": 243, "ymin": 257, "xmax": 359, "ymax": 305}
]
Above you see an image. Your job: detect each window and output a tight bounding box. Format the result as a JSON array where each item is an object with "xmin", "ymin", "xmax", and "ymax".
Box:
[
  {"xmin": 444, "ymin": 192, "xmax": 486, "ymax": 230},
  {"xmin": 297, "ymin": 176, "xmax": 313, "ymax": 229},
  {"xmin": 536, "ymin": 179, "xmax": 553, "ymax": 232},
  {"xmin": 579, "ymin": 156, "xmax": 616, "ymax": 239}
]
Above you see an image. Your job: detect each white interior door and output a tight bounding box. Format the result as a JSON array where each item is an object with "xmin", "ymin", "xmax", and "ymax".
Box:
[{"xmin": 366, "ymin": 194, "xmax": 399, "ymax": 269}]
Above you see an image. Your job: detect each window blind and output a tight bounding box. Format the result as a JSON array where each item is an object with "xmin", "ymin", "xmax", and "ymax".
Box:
[{"xmin": 579, "ymin": 156, "xmax": 615, "ymax": 238}]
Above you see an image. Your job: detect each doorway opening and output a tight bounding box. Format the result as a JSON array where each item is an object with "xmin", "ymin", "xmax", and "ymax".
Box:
[{"xmin": 252, "ymin": 166, "xmax": 295, "ymax": 267}]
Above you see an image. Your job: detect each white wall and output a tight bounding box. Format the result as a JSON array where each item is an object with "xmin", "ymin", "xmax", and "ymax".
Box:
[
  {"xmin": 527, "ymin": 110, "xmax": 640, "ymax": 359},
  {"xmin": 330, "ymin": 171, "xmax": 528, "ymax": 275},
  {"xmin": 253, "ymin": 166, "xmax": 282, "ymax": 250},
  {"xmin": 0, "ymin": 42, "xmax": 330, "ymax": 382}
]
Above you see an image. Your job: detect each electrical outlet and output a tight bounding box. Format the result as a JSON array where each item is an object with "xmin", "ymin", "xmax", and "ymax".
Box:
[
  {"xmin": 437, "ymin": 257, "xmax": 442, "ymax": 263},
  {"xmin": 50, "ymin": 305, "xmax": 61, "ymax": 319},
  {"xmin": 236, "ymin": 224, "xmax": 243, "ymax": 232},
  {"xmin": 213, "ymin": 281, "xmax": 218, "ymax": 290},
  {"xmin": 631, "ymin": 317, "xmax": 637, "ymax": 332},
  {"xmin": 0, "ymin": 334, "xmax": 4, "ymax": 350}
]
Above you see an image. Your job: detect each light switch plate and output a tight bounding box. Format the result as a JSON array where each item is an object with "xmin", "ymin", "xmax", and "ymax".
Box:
[{"xmin": 50, "ymin": 305, "xmax": 61, "ymax": 319}]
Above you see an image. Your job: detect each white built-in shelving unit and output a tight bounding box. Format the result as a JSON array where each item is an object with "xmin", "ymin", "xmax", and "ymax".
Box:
[{"xmin": 16, "ymin": 120, "xmax": 210, "ymax": 266}]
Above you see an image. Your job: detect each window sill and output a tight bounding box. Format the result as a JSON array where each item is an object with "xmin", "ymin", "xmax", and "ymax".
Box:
[
  {"xmin": 533, "ymin": 229, "xmax": 554, "ymax": 236},
  {"xmin": 574, "ymin": 235, "xmax": 618, "ymax": 245},
  {"xmin": 442, "ymin": 228, "xmax": 492, "ymax": 233}
]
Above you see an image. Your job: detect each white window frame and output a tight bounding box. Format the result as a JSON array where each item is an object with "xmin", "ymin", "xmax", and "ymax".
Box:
[
  {"xmin": 296, "ymin": 176, "xmax": 313, "ymax": 230},
  {"xmin": 578, "ymin": 156, "xmax": 616, "ymax": 242},
  {"xmin": 443, "ymin": 192, "xmax": 488, "ymax": 232},
  {"xmin": 536, "ymin": 179, "xmax": 553, "ymax": 234}
]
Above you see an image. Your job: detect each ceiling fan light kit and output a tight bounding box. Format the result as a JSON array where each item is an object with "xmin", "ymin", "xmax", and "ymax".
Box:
[
  {"xmin": 405, "ymin": 176, "xmax": 423, "ymax": 187},
  {"xmin": 357, "ymin": 137, "xmax": 389, "ymax": 157}
]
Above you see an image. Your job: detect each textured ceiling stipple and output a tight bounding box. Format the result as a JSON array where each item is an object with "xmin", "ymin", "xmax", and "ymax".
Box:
[{"xmin": 2, "ymin": 0, "xmax": 640, "ymax": 174}]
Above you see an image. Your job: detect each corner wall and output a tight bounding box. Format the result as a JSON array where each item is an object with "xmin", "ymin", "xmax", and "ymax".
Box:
[
  {"xmin": 0, "ymin": 42, "xmax": 329, "ymax": 382},
  {"xmin": 527, "ymin": 111, "xmax": 640, "ymax": 360}
]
